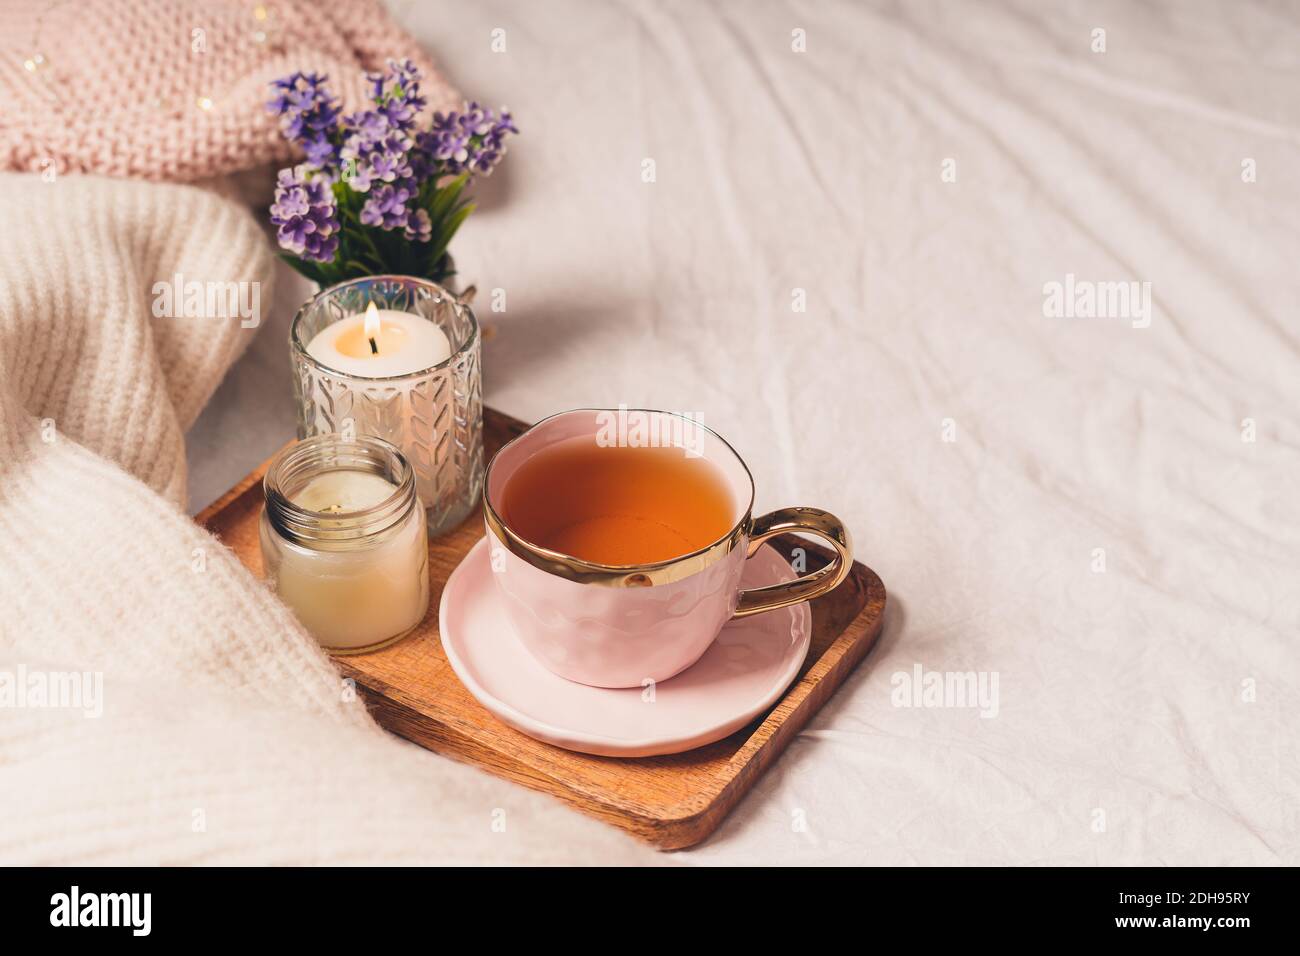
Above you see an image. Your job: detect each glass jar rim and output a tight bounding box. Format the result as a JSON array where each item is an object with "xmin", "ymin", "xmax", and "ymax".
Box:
[
  {"xmin": 290, "ymin": 275, "xmax": 479, "ymax": 383},
  {"xmin": 263, "ymin": 435, "xmax": 418, "ymax": 547}
]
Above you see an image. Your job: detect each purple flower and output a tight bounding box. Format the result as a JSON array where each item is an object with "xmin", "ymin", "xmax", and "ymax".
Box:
[
  {"xmin": 267, "ymin": 72, "xmax": 341, "ymax": 173},
  {"xmin": 360, "ymin": 181, "xmax": 414, "ymax": 231},
  {"xmin": 370, "ymin": 135, "xmax": 412, "ymax": 181},
  {"xmin": 302, "ymin": 133, "xmax": 336, "ymax": 169},
  {"xmin": 269, "ymin": 166, "xmax": 339, "ymax": 262},
  {"xmin": 404, "ymin": 208, "xmax": 432, "ymax": 243},
  {"xmin": 267, "ymin": 61, "xmax": 519, "ymax": 275},
  {"xmin": 417, "ymin": 102, "xmax": 517, "ymax": 178},
  {"xmin": 422, "ymin": 116, "xmax": 469, "ymax": 169},
  {"xmin": 407, "ymin": 136, "xmax": 436, "ymax": 183},
  {"xmin": 339, "ymin": 114, "xmax": 414, "ymax": 194},
  {"xmin": 366, "ymin": 58, "xmax": 426, "ymax": 131},
  {"xmin": 342, "ymin": 108, "xmax": 386, "ymax": 139}
]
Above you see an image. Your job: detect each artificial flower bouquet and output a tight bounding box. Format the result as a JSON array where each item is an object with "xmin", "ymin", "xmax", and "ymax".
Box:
[{"xmin": 267, "ymin": 59, "xmax": 517, "ymax": 286}]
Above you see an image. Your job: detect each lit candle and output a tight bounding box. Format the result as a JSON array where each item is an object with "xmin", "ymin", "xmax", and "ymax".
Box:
[
  {"xmin": 260, "ymin": 437, "xmax": 430, "ymax": 654},
  {"xmin": 306, "ymin": 301, "xmax": 452, "ymax": 377},
  {"xmin": 291, "ymin": 277, "xmax": 484, "ymax": 538}
]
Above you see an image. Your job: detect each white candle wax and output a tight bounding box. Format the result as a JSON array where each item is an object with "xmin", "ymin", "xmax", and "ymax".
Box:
[
  {"xmin": 268, "ymin": 469, "xmax": 429, "ymax": 651},
  {"xmin": 306, "ymin": 302, "xmax": 452, "ymax": 377}
]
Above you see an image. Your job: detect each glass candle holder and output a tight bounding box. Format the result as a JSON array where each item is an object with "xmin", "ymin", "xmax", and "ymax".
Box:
[
  {"xmin": 260, "ymin": 435, "xmax": 430, "ymax": 655},
  {"xmin": 291, "ymin": 275, "xmax": 483, "ymax": 537}
]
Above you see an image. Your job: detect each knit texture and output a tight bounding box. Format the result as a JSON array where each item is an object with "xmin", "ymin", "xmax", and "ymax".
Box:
[
  {"xmin": 0, "ymin": 0, "xmax": 461, "ymax": 181},
  {"xmin": 0, "ymin": 173, "xmax": 655, "ymax": 864}
]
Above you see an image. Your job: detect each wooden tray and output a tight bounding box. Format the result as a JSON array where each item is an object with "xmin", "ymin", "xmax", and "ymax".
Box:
[{"xmin": 197, "ymin": 408, "xmax": 886, "ymax": 850}]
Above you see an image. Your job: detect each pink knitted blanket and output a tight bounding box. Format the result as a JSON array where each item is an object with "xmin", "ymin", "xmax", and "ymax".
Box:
[{"xmin": 0, "ymin": 0, "xmax": 460, "ymax": 181}]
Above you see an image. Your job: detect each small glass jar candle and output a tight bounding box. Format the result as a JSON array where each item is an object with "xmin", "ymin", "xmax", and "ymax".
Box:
[{"xmin": 259, "ymin": 435, "xmax": 429, "ymax": 654}]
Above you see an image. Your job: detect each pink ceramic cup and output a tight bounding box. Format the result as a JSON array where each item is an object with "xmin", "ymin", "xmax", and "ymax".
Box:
[{"xmin": 483, "ymin": 409, "xmax": 853, "ymax": 688}]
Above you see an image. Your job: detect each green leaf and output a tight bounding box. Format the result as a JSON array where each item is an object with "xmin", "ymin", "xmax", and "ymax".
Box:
[
  {"xmin": 278, "ymin": 253, "xmax": 327, "ymax": 286},
  {"xmin": 279, "ymin": 172, "xmax": 480, "ymax": 285},
  {"xmin": 428, "ymin": 201, "xmax": 474, "ymax": 270},
  {"xmin": 426, "ymin": 174, "xmax": 469, "ymax": 223}
]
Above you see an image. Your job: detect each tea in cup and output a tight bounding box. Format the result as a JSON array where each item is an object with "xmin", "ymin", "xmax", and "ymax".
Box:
[{"xmin": 483, "ymin": 409, "xmax": 852, "ymax": 688}]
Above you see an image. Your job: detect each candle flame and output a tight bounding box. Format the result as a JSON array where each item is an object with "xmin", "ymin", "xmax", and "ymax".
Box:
[{"xmin": 364, "ymin": 302, "xmax": 381, "ymax": 340}]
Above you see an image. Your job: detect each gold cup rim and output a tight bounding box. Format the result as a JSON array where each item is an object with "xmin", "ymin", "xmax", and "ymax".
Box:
[{"xmin": 482, "ymin": 408, "xmax": 756, "ymax": 587}]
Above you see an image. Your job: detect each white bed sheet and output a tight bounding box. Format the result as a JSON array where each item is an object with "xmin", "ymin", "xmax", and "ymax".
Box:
[{"xmin": 188, "ymin": 0, "xmax": 1300, "ymax": 864}]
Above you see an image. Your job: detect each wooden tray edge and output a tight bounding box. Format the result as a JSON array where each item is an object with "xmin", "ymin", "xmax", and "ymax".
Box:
[
  {"xmin": 646, "ymin": 561, "xmax": 886, "ymax": 848},
  {"xmin": 337, "ymin": 554, "xmax": 886, "ymax": 850}
]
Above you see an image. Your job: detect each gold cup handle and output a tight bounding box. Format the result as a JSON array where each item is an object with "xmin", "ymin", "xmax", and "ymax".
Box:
[{"xmin": 733, "ymin": 507, "xmax": 853, "ymax": 618}]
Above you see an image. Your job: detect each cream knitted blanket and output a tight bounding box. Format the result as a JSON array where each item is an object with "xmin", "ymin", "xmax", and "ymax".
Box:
[{"xmin": 0, "ymin": 173, "xmax": 654, "ymax": 864}]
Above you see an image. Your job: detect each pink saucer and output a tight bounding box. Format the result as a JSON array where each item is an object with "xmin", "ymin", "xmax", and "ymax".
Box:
[{"xmin": 439, "ymin": 538, "xmax": 811, "ymax": 757}]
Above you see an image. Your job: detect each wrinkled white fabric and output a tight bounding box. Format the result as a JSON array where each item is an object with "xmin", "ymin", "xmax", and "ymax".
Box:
[{"xmin": 191, "ymin": 0, "xmax": 1299, "ymax": 864}]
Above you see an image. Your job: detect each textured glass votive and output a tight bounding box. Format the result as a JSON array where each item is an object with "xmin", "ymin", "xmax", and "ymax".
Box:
[{"xmin": 290, "ymin": 276, "xmax": 483, "ymax": 537}]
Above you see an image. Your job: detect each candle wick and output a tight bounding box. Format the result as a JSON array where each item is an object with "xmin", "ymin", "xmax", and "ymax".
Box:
[{"xmin": 368, "ymin": 336, "xmax": 379, "ymax": 355}]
